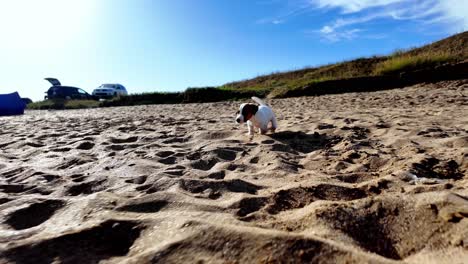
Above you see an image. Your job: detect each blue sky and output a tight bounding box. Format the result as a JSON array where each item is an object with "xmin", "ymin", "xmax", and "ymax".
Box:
[{"xmin": 0, "ymin": 0, "xmax": 466, "ymax": 101}]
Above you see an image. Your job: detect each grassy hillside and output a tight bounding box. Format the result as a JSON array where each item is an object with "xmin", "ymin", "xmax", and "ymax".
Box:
[
  {"xmin": 222, "ymin": 31, "xmax": 467, "ymax": 96},
  {"xmin": 402, "ymin": 31, "xmax": 468, "ymax": 58}
]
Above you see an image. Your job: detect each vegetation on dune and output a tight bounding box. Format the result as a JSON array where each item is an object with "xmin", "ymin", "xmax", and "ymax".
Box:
[
  {"xmin": 27, "ymin": 99, "xmax": 100, "ymax": 110},
  {"xmin": 224, "ymin": 32, "xmax": 467, "ymax": 96},
  {"xmin": 374, "ymin": 52, "xmax": 457, "ymax": 75},
  {"xmin": 27, "ymin": 88, "xmax": 268, "ymax": 110},
  {"xmin": 64, "ymin": 100, "xmax": 101, "ymax": 109},
  {"xmin": 100, "ymin": 92, "xmax": 184, "ymax": 107},
  {"xmin": 402, "ymin": 31, "xmax": 468, "ymax": 58},
  {"xmin": 99, "ymin": 87, "xmax": 263, "ymax": 107},
  {"xmin": 183, "ymin": 87, "xmax": 268, "ymax": 103},
  {"xmin": 223, "ymin": 57, "xmax": 386, "ymax": 92}
]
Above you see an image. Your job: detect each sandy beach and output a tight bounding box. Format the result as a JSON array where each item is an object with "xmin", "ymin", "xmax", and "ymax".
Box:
[{"xmin": 0, "ymin": 79, "xmax": 467, "ymax": 263}]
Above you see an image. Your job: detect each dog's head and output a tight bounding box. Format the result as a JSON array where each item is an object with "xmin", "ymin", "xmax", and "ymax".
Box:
[{"xmin": 235, "ymin": 103, "xmax": 258, "ymax": 124}]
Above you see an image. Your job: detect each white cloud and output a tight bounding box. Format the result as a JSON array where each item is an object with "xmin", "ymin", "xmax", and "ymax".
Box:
[
  {"xmin": 256, "ymin": 3, "xmax": 313, "ymax": 25},
  {"xmin": 310, "ymin": 0, "xmax": 468, "ymax": 41},
  {"xmin": 322, "ymin": 12, "xmax": 384, "ymax": 31},
  {"xmin": 257, "ymin": 0, "xmax": 467, "ymax": 40},
  {"xmin": 322, "ymin": 28, "xmax": 362, "ymax": 42},
  {"xmin": 438, "ymin": 0, "xmax": 468, "ymax": 29},
  {"xmin": 312, "ymin": 0, "xmax": 404, "ymax": 13},
  {"xmin": 272, "ymin": 19, "xmax": 285, "ymax": 24},
  {"xmin": 320, "ymin": 25, "xmax": 334, "ymax": 33},
  {"xmin": 307, "ymin": 27, "xmax": 363, "ymax": 42}
]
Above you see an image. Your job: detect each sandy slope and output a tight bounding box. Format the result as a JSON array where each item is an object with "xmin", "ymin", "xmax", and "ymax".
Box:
[{"xmin": 0, "ymin": 80, "xmax": 467, "ymax": 263}]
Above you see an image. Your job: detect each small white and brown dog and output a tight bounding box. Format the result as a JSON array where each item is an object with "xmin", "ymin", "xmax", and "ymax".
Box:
[{"xmin": 235, "ymin": 97, "xmax": 278, "ymax": 137}]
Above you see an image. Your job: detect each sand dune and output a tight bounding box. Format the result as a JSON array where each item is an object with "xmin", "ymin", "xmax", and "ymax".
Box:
[{"xmin": 0, "ymin": 80, "xmax": 467, "ymax": 263}]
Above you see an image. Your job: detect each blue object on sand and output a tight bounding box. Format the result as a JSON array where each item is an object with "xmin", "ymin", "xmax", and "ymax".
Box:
[{"xmin": 0, "ymin": 92, "xmax": 26, "ymax": 116}]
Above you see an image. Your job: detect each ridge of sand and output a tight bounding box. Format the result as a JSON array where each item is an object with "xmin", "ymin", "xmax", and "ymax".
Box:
[{"xmin": 0, "ymin": 80, "xmax": 467, "ymax": 263}]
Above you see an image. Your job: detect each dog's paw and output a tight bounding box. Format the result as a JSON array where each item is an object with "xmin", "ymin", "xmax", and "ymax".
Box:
[{"xmin": 258, "ymin": 127, "xmax": 268, "ymax": 135}]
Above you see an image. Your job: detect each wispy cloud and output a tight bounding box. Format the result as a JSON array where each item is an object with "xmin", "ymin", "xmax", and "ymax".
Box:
[
  {"xmin": 433, "ymin": 0, "xmax": 468, "ymax": 29},
  {"xmin": 319, "ymin": 28, "xmax": 363, "ymax": 42},
  {"xmin": 256, "ymin": 1, "xmax": 313, "ymax": 24},
  {"xmin": 312, "ymin": 0, "xmax": 404, "ymax": 14},
  {"xmin": 310, "ymin": 0, "xmax": 468, "ymax": 41}
]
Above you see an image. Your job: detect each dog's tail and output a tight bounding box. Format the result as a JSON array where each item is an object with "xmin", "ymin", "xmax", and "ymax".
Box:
[{"xmin": 252, "ymin": 96, "xmax": 267, "ymax": 106}]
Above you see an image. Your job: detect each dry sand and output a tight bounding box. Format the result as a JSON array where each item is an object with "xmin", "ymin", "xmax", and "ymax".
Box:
[{"xmin": 0, "ymin": 80, "xmax": 467, "ymax": 263}]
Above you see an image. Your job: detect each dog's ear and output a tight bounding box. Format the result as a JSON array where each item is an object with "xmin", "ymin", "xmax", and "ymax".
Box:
[{"xmin": 241, "ymin": 104, "xmax": 258, "ymax": 120}]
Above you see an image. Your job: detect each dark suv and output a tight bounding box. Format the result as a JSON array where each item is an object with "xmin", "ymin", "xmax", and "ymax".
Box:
[{"xmin": 44, "ymin": 78, "xmax": 95, "ymax": 100}]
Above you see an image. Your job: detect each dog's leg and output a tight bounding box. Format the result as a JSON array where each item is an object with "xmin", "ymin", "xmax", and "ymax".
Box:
[
  {"xmin": 247, "ymin": 121, "xmax": 255, "ymax": 137},
  {"xmin": 270, "ymin": 115, "xmax": 278, "ymax": 133}
]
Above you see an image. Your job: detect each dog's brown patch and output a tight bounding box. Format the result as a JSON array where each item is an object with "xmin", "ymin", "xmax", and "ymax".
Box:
[{"xmin": 241, "ymin": 104, "xmax": 258, "ymax": 121}]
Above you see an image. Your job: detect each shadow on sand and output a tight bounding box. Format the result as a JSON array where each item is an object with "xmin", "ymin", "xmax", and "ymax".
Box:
[{"xmin": 268, "ymin": 131, "xmax": 342, "ymax": 154}]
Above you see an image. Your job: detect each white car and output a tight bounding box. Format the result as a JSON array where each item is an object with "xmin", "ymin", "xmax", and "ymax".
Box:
[{"xmin": 92, "ymin": 84, "xmax": 128, "ymax": 99}]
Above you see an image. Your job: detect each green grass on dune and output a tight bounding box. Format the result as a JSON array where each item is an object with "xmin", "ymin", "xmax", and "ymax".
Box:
[
  {"xmin": 225, "ymin": 52, "xmax": 461, "ymax": 96},
  {"xmin": 100, "ymin": 92, "xmax": 183, "ymax": 106},
  {"xmin": 27, "ymin": 100, "xmax": 100, "ymax": 110},
  {"xmin": 222, "ymin": 57, "xmax": 386, "ymax": 92},
  {"xmin": 100, "ymin": 87, "xmax": 266, "ymax": 107},
  {"xmin": 224, "ymin": 32, "xmax": 467, "ymax": 96},
  {"xmin": 64, "ymin": 100, "xmax": 101, "ymax": 109},
  {"xmin": 373, "ymin": 53, "xmax": 457, "ymax": 75}
]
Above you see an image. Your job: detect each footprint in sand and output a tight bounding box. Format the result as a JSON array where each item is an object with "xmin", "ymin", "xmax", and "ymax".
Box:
[
  {"xmin": 5, "ymin": 200, "xmax": 65, "ymax": 230},
  {"xmin": 190, "ymin": 158, "xmax": 219, "ymax": 171},
  {"xmin": 109, "ymin": 136, "xmax": 139, "ymax": 144},
  {"xmin": 3, "ymin": 220, "xmax": 142, "ymax": 263},
  {"xmin": 75, "ymin": 141, "xmax": 95, "ymax": 150},
  {"xmin": 155, "ymin": 150, "xmax": 175, "ymax": 157},
  {"xmin": 0, "ymin": 184, "xmax": 35, "ymax": 194},
  {"xmin": 180, "ymin": 178, "xmax": 261, "ymax": 198},
  {"xmin": 158, "ymin": 156, "xmax": 177, "ymax": 165},
  {"xmin": 125, "ymin": 175, "xmax": 148, "ymax": 184},
  {"xmin": 116, "ymin": 200, "xmax": 168, "ymax": 213},
  {"xmin": 204, "ymin": 170, "xmax": 226, "ymax": 179},
  {"xmin": 233, "ymin": 184, "xmax": 366, "ymax": 216}
]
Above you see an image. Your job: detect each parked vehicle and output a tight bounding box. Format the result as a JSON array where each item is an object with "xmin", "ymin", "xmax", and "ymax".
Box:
[
  {"xmin": 92, "ymin": 84, "xmax": 127, "ymax": 99},
  {"xmin": 21, "ymin": 98, "xmax": 33, "ymax": 105},
  {"xmin": 44, "ymin": 78, "xmax": 94, "ymax": 100}
]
